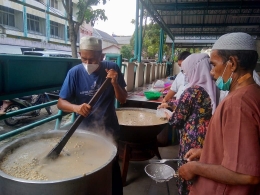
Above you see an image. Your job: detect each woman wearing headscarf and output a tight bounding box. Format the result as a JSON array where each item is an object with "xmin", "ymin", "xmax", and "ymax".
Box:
[{"xmin": 158, "ymin": 53, "xmax": 218, "ymax": 195}]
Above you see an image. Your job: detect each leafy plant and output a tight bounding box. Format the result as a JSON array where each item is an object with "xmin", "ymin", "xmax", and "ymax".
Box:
[
  {"xmin": 62, "ymin": 0, "xmax": 108, "ymax": 58},
  {"xmin": 120, "ymin": 45, "xmax": 133, "ymax": 60}
]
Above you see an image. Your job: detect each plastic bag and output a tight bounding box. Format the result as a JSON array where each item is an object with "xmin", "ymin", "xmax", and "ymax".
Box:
[
  {"xmin": 154, "ymin": 80, "xmax": 164, "ymax": 88},
  {"xmin": 156, "ymin": 108, "xmax": 173, "ymax": 118}
]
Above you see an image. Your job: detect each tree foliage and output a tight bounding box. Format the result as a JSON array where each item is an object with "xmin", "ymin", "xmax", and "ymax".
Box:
[
  {"xmin": 173, "ymin": 48, "xmax": 201, "ymax": 61},
  {"xmin": 120, "ymin": 45, "xmax": 133, "ymax": 60},
  {"xmin": 62, "ymin": 0, "xmax": 108, "ymax": 58},
  {"xmin": 129, "ymin": 23, "xmax": 171, "ymax": 60},
  {"xmin": 143, "ymin": 23, "xmax": 161, "ymax": 58}
]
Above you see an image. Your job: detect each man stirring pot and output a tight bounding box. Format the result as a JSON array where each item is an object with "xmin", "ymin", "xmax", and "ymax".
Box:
[{"xmin": 58, "ymin": 36, "xmax": 127, "ymax": 195}]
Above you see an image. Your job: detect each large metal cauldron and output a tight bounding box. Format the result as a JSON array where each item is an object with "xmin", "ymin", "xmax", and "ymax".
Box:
[
  {"xmin": 116, "ymin": 107, "xmax": 168, "ymax": 186},
  {"xmin": 116, "ymin": 107, "xmax": 168, "ymax": 143},
  {"xmin": 0, "ymin": 131, "xmax": 117, "ymax": 195}
]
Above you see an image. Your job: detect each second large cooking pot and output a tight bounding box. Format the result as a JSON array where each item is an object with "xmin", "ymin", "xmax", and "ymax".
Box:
[
  {"xmin": 0, "ymin": 130, "xmax": 117, "ymax": 195},
  {"xmin": 116, "ymin": 107, "xmax": 168, "ymax": 143}
]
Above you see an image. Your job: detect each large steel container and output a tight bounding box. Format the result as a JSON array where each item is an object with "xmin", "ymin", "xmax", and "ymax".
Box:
[
  {"xmin": 116, "ymin": 107, "xmax": 169, "ymax": 185},
  {"xmin": 0, "ymin": 131, "xmax": 117, "ymax": 195},
  {"xmin": 116, "ymin": 107, "xmax": 168, "ymax": 143}
]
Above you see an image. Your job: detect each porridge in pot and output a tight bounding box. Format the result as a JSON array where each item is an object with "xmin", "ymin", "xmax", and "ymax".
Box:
[
  {"xmin": 116, "ymin": 110, "xmax": 167, "ymax": 126},
  {"xmin": 0, "ymin": 135, "xmax": 114, "ymax": 181}
]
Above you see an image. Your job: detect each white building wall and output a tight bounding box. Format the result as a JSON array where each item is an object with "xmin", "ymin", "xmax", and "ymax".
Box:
[
  {"xmin": 0, "ymin": 0, "xmax": 77, "ymax": 50},
  {"xmin": 102, "ymin": 46, "xmax": 120, "ymax": 54},
  {"xmin": 49, "ymin": 14, "xmax": 65, "ymax": 25},
  {"xmin": 0, "ymin": 0, "xmax": 117, "ymax": 55},
  {"xmin": 27, "ymin": 5, "xmax": 46, "ymax": 18},
  {"xmin": 0, "ymin": 0, "xmax": 23, "ymax": 11},
  {"xmin": 0, "ymin": 37, "xmax": 72, "ymax": 54},
  {"xmin": 5, "ymin": 29, "xmax": 24, "ymax": 37},
  {"xmin": 102, "ymin": 41, "xmax": 114, "ymax": 49}
]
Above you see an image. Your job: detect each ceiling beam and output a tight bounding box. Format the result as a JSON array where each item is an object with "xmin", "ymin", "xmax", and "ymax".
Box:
[
  {"xmin": 167, "ymin": 32, "xmax": 260, "ymax": 36},
  {"xmin": 167, "ymin": 23, "xmax": 260, "ymax": 28},
  {"xmin": 153, "ymin": 1, "xmax": 260, "ymax": 11},
  {"xmin": 159, "ymin": 12, "xmax": 260, "ymax": 17},
  {"xmin": 173, "ymin": 44, "xmax": 214, "ymax": 48},
  {"xmin": 140, "ymin": 0, "xmax": 260, "ymax": 38}
]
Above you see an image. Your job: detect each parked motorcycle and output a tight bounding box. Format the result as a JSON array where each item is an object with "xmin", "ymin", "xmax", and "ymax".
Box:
[{"xmin": 2, "ymin": 93, "xmax": 52, "ymax": 126}]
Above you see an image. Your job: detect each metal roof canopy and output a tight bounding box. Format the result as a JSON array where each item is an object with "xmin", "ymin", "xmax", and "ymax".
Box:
[{"xmin": 140, "ymin": 0, "xmax": 260, "ymax": 47}]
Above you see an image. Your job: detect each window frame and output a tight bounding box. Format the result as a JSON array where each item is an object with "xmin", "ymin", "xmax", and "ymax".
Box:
[
  {"xmin": 27, "ymin": 13, "xmax": 41, "ymax": 34},
  {"xmin": 0, "ymin": 5, "xmax": 15, "ymax": 27},
  {"xmin": 50, "ymin": 0, "xmax": 58, "ymax": 9},
  {"xmin": 50, "ymin": 20, "xmax": 60, "ymax": 38}
]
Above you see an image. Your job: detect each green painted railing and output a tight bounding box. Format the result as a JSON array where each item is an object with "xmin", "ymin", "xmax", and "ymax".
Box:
[{"xmin": 0, "ymin": 54, "xmax": 81, "ymax": 140}]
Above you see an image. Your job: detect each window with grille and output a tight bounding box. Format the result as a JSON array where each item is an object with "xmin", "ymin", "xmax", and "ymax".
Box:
[
  {"xmin": 50, "ymin": 21, "xmax": 59, "ymax": 38},
  {"xmin": 27, "ymin": 14, "xmax": 40, "ymax": 33},
  {"xmin": 0, "ymin": 5, "xmax": 15, "ymax": 27},
  {"xmin": 50, "ymin": 0, "xmax": 58, "ymax": 9}
]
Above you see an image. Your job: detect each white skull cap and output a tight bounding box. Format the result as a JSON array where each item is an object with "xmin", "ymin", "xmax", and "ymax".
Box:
[
  {"xmin": 80, "ymin": 36, "xmax": 102, "ymax": 51},
  {"xmin": 212, "ymin": 32, "xmax": 256, "ymax": 51}
]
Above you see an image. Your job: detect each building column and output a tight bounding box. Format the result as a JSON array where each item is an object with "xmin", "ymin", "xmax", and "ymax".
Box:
[
  {"xmin": 171, "ymin": 41, "xmax": 175, "ymax": 61},
  {"xmin": 130, "ymin": 0, "xmax": 139, "ymax": 62},
  {"xmin": 138, "ymin": 3, "xmax": 143, "ymax": 63},
  {"xmin": 46, "ymin": 0, "xmax": 50, "ymax": 42},
  {"xmin": 158, "ymin": 28, "xmax": 164, "ymax": 63},
  {"xmin": 64, "ymin": 7, "xmax": 68, "ymax": 44},
  {"xmin": 22, "ymin": 0, "xmax": 27, "ymax": 37},
  {"xmin": 64, "ymin": 20, "xmax": 68, "ymax": 43}
]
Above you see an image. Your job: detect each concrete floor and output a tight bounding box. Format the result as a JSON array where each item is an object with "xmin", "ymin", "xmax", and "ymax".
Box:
[{"xmin": 120, "ymin": 145, "xmax": 179, "ymax": 195}]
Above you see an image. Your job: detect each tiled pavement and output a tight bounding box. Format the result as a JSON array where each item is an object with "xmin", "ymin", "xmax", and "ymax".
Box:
[{"xmin": 120, "ymin": 145, "xmax": 179, "ymax": 195}]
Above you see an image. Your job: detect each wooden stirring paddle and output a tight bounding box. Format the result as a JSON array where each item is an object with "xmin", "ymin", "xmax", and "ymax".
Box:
[{"xmin": 45, "ymin": 78, "xmax": 111, "ymax": 160}]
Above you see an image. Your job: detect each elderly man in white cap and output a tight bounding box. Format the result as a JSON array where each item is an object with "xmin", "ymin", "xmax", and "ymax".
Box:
[
  {"xmin": 58, "ymin": 36, "xmax": 127, "ymax": 195},
  {"xmin": 178, "ymin": 32, "xmax": 260, "ymax": 195}
]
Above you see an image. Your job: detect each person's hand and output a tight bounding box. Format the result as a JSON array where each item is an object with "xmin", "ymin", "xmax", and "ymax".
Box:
[
  {"xmin": 184, "ymin": 148, "xmax": 202, "ymax": 161},
  {"xmin": 73, "ymin": 103, "xmax": 91, "ymax": 117},
  {"xmin": 178, "ymin": 161, "xmax": 197, "ymax": 181},
  {"xmin": 161, "ymin": 98, "xmax": 167, "ymax": 103},
  {"xmin": 157, "ymin": 103, "xmax": 168, "ymax": 109},
  {"xmin": 164, "ymin": 111, "xmax": 171, "ymax": 120},
  {"xmin": 105, "ymin": 69, "xmax": 118, "ymax": 86}
]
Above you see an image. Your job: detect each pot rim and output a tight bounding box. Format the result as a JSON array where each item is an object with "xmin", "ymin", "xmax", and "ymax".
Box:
[
  {"xmin": 116, "ymin": 107, "xmax": 168, "ymax": 126},
  {"xmin": 0, "ymin": 130, "xmax": 117, "ymax": 184}
]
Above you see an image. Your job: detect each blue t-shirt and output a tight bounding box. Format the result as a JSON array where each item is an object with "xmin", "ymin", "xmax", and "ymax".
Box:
[{"xmin": 59, "ymin": 61, "xmax": 126, "ymax": 136}]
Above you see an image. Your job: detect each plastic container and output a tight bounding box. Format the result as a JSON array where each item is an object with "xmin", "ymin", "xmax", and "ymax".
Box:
[
  {"xmin": 156, "ymin": 108, "xmax": 173, "ymax": 118},
  {"xmin": 144, "ymin": 91, "xmax": 161, "ymax": 100}
]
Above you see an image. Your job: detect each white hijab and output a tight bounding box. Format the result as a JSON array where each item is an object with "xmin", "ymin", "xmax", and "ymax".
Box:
[
  {"xmin": 182, "ymin": 53, "xmax": 218, "ymax": 114},
  {"xmin": 253, "ymin": 70, "xmax": 260, "ymax": 86}
]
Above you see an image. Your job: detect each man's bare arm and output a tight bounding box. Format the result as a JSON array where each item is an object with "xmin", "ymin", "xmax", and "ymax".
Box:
[
  {"xmin": 179, "ymin": 161, "xmax": 260, "ymax": 185},
  {"xmin": 105, "ymin": 68, "xmax": 127, "ymax": 104},
  {"xmin": 112, "ymin": 83, "xmax": 127, "ymax": 104},
  {"xmin": 57, "ymin": 98, "xmax": 91, "ymax": 117}
]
